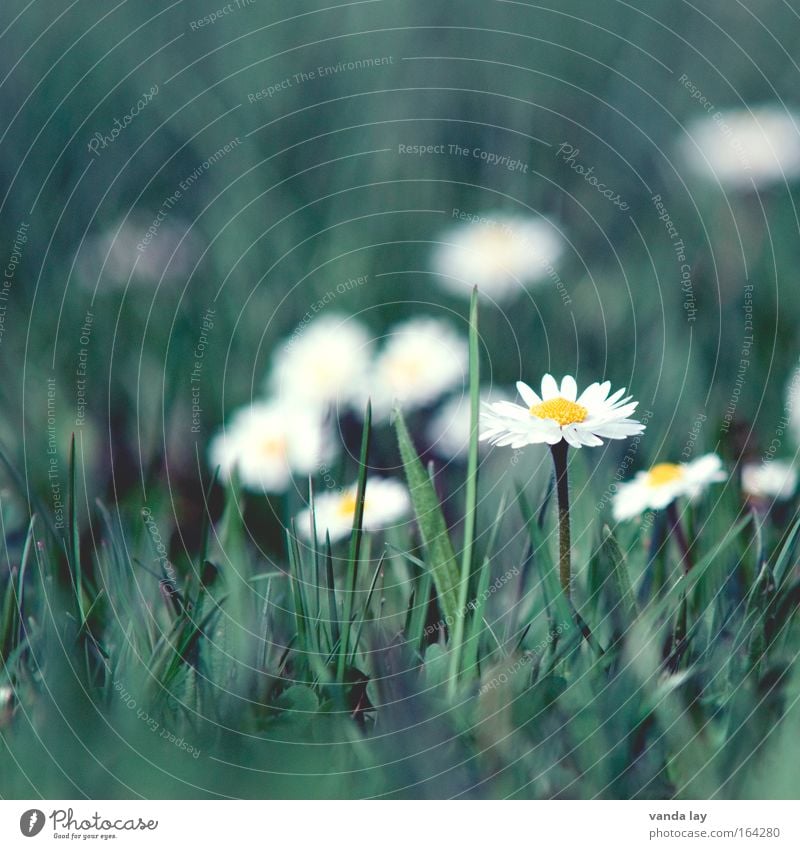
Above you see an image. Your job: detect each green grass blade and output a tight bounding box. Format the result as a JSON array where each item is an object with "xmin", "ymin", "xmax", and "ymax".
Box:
[
  {"xmin": 394, "ymin": 409, "xmax": 461, "ymax": 631},
  {"xmin": 462, "ymin": 491, "xmax": 507, "ymax": 675},
  {"xmin": 349, "ymin": 552, "xmax": 385, "ymax": 666},
  {"xmin": 67, "ymin": 433, "xmax": 85, "ymax": 622},
  {"xmin": 337, "ymin": 400, "xmax": 372, "ymax": 681},
  {"xmin": 449, "ymin": 286, "xmax": 480, "ymax": 690},
  {"xmin": 601, "ymin": 524, "xmax": 639, "ymax": 622}
]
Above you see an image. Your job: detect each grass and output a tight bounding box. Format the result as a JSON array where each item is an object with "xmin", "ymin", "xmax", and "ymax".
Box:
[
  {"xmin": 2, "ymin": 295, "xmax": 800, "ymax": 799},
  {"xmin": 2, "ymin": 0, "xmax": 800, "ymax": 802}
]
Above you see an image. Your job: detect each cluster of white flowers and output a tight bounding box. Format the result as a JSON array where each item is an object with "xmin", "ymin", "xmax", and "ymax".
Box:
[
  {"xmin": 208, "ymin": 311, "xmax": 466, "ymax": 540},
  {"xmin": 208, "ymin": 313, "xmax": 371, "ymax": 495}
]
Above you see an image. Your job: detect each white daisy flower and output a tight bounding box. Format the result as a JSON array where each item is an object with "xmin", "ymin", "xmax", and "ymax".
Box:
[
  {"xmin": 296, "ymin": 477, "xmax": 411, "ymax": 543},
  {"xmin": 612, "ymin": 454, "xmax": 726, "ymax": 521},
  {"xmin": 426, "ymin": 389, "xmax": 508, "ymax": 459},
  {"xmin": 741, "ymin": 460, "xmax": 797, "ymax": 501},
  {"xmin": 679, "ymin": 106, "xmax": 800, "ymax": 189},
  {"xmin": 208, "ymin": 400, "xmax": 334, "ymax": 493},
  {"xmin": 480, "ymin": 374, "xmax": 645, "ymax": 450},
  {"xmin": 367, "ymin": 318, "xmax": 468, "ymax": 419},
  {"xmin": 268, "ymin": 314, "xmax": 372, "ymax": 411},
  {"xmin": 432, "ymin": 213, "xmax": 563, "ymax": 301}
]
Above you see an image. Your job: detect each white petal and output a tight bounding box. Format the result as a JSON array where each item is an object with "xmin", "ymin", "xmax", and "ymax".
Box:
[
  {"xmin": 613, "ymin": 483, "xmax": 647, "ymax": 521},
  {"xmin": 560, "ymin": 375, "xmax": 578, "ymax": 401},
  {"xmin": 516, "ymin": 381, "xmax": 541, "ymax": 407},
  {"xmin": 540, "ymin": 374, "xmax": 559, "ymax": 400}
]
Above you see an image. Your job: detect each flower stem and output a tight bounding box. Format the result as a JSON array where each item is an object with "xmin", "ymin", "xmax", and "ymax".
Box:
[{"xmin": 550, "ymin": 440, "xmax": 571, "ymax": 598}]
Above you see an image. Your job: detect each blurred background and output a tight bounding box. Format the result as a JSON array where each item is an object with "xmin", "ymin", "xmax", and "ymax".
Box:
[
  {"xmin": 2, "ymin": 1, "xmax": 799, "ymax": 517},
  {"xmin": 2, "ymin": 0, "xmax": 800, "ymax": 799}
]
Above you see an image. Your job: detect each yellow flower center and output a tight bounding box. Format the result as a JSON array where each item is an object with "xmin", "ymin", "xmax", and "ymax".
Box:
[
  {"xmin": 260, "ymin": 436, "xmax": 287, "ymax": 458},
  {"xmin": 387, "ymin": 356, "xmax": 424, "ymax": 385},
  {"xmin": 646, "ymin": 463, "xmax": 684, "ymax": 487},
  {"xmin": 529, "ymin": 397, "xmax": 588, "ymax": 426}
]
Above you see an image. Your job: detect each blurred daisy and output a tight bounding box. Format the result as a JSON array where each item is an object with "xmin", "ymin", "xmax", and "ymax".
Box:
[
  {"xmin": 613, "ymin": 454, "xmax": 726, "ymax": 521},
  {"xmin": 268, "ymin": 314, "xmax": 372, "ymax": 411},
  {"xmin": 432, "ymin": 214, "xmax": 563, "ymax": 301},
  {"xmin": 480, "ymin": 374, "xmax": 645, "ymax": 449},
  {"xmin": 296, "ymin": 477, "xmax": 411, "ymax": 543},
  {"xmin": 427, "ymin": 389, "xmax": 508, "ymax": 459},
  {"xmin": 208, "ymin": 400, "xmax": 334, "ymax": 493},
  {"xmin": 680, "ymin": 106, "xmax": 800, "ymax": 189},
  {"xmin": 367, "ymin": 318, "xmax": 468, "ymax": 418},
  {"xmin": 75, "ymin": 217, "xmax": 201, "ymax": 291},
  {"xmin": 742, "ymin": 460, "xmax": 797, "ymax": 501}
]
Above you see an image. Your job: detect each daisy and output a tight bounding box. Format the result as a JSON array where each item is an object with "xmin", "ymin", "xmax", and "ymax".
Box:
[
  {"xmin": 208, "ymin": 400, "xmax": 334, "ymax": 493},
  {"xmin": 76, "ymin": 217, "xmax": 201, "ymax": 291},
  {"xmin": 296, "ymin": 477, "xmax": 411, "ymax": 543},
  {"xmin": 367, "ymin": 318, "xmax": 468, "ymax": 419},
  {"xmin": 427, "ymin": 388, "xmax": 509, "ymax": 459},
  {"xmin": 679, "ymin": 106, "xmax": 800, "ymax": 189},
  {"xmin": 480, "ymin": 374, "xmax": 645, "ymax": 449},
  {"xmin": 268, "ymin": 314, "xmax": 372, "ymax": 411},
  {"xmin": 612, "ymin": 454, "xmax": 726, "ymax": 522},
  {"xmin": 432, "ymin": 213, "xmax": 564, "ymax": 301},
  {"xmin": 741, "ymin": 460, "xmax": 797, "ymax": 501},
  {"xmin": 480, "ymin": 374, "xmax": 645, "ymax": 597}
]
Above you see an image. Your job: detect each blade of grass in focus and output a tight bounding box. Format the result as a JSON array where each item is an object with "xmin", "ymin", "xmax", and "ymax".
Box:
[
  {"xmin": 449, "ymin": 287, "xmax": 480, "ymax": 693},
  {"xmin": 337, "ymin": 400, "xmax": 371, "ymax": 682},
  {"xmin": 394, "ymin": 409, "xmax": 461, "ymax": 636}
]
